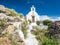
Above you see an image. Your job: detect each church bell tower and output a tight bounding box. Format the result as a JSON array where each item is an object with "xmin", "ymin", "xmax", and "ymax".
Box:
[
  {"xmin": 26, "ymin": 5, "xmax": 40, "ymax": 23},
  {"xmin": 31, "ymin": 5, "xmax": 35, "ymax": 22}
]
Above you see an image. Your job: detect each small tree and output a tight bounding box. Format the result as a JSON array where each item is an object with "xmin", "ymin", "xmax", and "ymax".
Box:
[
  {"xmin": 36, "ymin": 21, "xmax": 40, "ymax": 25},
  {"xmin": 43, "ymin": 20, "xmax": 52, "ymax": 26}
]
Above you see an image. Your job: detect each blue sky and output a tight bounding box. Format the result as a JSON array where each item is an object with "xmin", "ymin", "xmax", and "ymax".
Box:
[{"xmin": 0, "ymin": 0, "xmax": 60, "ymax": 17}]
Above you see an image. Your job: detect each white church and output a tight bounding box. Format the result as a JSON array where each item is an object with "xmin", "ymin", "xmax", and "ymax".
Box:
[
  {"xmin": 26, "ymin": 5, "xmax": 48, "ymax": 29},
  {"xmin": 26, "ymin": 5, "xmax": 40, "ymax": 23}
]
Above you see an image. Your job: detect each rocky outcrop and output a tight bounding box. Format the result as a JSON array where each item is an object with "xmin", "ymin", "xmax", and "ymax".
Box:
[
  {"xmin": 0, "ymin": 37, "xmax": 12, "ymax": 45},
  {"xmin": 48, "ymin": 21, "xmax": 60, "ymax": 45},
  {"xmin": 0, "ymin": 5, "xmax": 11, "ymax": 15},
  {"xmin": 0, "ymin": 5, "xmax": 26, "ymax": 45},
  {"xmin": 48, "ymin": 21, "xmax": 60, "ymax": 35},
  {"xmin": 9, "ymin": 31, "xmax": 25, "ymax": 45},
  {"xmin": 0, "ymin": 13, "xmax": 7, "ymax": 21},
  {"xmin": 6, "ymin": 24, "xmax": 14, "ymax": 35}
]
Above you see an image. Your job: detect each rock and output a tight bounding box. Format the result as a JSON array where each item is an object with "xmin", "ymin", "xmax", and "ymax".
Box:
[
  {"xmin": 48, "ymin": 21, "xmax": 60, "ymax": 35},
  {"xmin": 0, "ymin": 5, "xmax": 11, "ymax": 15},
  {"xmin": 9, "ymin": 31, "xmax": 25, "ymax": 45},
  {"xmin": 0, "ymin": 37, "xmax": 12, "ymax": 45},
  {"xmin": 0, "ymin": 13, "xmax": 7, "ymax": 20},
  {"xmin": 14, "ymin": 16, "xmax": 20, "ymax": 22},
  {"xmin": 0, "ymin": 5, "xmax": 6, "ymax": 12},
  {"xmin": 6, "ymin": 24, "xmax": 14, "ymax": 35},
  {"xmin": 0, "ymin": 26, "xmax": 7, "ymax": 37},
  {"xmin": 48, "ymin": 21, "xmax": 60, "ymax": 45}
]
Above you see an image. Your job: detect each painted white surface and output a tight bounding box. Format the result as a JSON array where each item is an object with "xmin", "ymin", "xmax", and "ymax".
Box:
[{"xmin": 26, "ymin": 5, "xmax": 40, "ymax": 22}]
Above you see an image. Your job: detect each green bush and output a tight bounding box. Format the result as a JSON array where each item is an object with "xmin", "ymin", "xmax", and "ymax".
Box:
[
  {"xmin": 21, "ymin": 20, "xmax": 29, "ymax": 38},
  {"xmin": 42, "ymin": 38, "xmax": 58, "ymax": 45},
  {"xmin": 43, "ymin": 20, "xmax": 52, "ymax": 26},
  {"xmin": 0, "ymin": 20, "xmax": 5, "ymax": 26},
  {"xmin": 19, "ymin": 13, "xmax": 24, "ymax": 18},
  {"xmin": 32, "ymin": 29, "xmax": 59, "ymax": 45},
  {"xmin": 36, "ymin": 21, "xmax": 40, "ymax": 25},
  {"xmin": 21, "ymin": 24, "xmax": 27, "ymax": 38}
]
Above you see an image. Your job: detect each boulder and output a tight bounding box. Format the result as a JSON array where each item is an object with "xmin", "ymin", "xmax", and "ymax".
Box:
[
  {"xmin": 9, "ymin": 31, "xmax": 26, "ymax": 45},
  {"xmin": 0, "ymin": 5, "xmax": 11, "ymax": 15}
]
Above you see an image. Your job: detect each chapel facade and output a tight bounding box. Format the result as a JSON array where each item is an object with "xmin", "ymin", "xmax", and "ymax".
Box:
[{"xmin": 26, "ymin": 5, "xmax": 40, "ymax": 23}]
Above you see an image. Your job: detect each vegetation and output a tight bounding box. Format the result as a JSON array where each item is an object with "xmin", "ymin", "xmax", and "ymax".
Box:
[
  {"xmin": 14, "ymin": 26, "xmax": 17, "ymax": 31},
  {"xmin": 28, "ymin": 20, "xmax": 31, "ymax": 24},
  {"xmin": 32, "ymin": 29, "xmax": 58, "ymax": 45},
  {"xmin": 21, "ymin": 19, "xmax": 29, "ymax": 38},
  {"xmin": 43, "ymin": 20, "xmax": 52, "ymax": 26},
  {"xmin": 6, "ymin": 8, "xmax": 18, "ymax": 16},
  {"xmin": 11, "ymin": 39, "xmax": 17, "ymax": 45},
  {"xmin": 19, "ymin": 13, "xmax": 24, "ymax": 18},
  {"xmin": 36, "ymin": 21, "xmax": 40, "ymax": 25},
  {"xmin": 0, "ymin": 5, "xmax": 59, "ymax": 45},
  {"xmin": 0, "ymin": 20, "xmax": 6, "ymax": 26},
  {"xmin": 42, "ymin": 38, "xmax": 58, "ymax": 45},
  {"xmin": 8, "ymin": 35, "xmax": 17, "ymax": 45}
]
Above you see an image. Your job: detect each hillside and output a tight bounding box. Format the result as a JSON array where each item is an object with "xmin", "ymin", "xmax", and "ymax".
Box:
[
  {"xmin": 0, "ymin": 5, "xmax": 60, "ymax": 45},
  {"xmin": 0, "ymin": 5, "xmax": 25, "ymax": 45}
]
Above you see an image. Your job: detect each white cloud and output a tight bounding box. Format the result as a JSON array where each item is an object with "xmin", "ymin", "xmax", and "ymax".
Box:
[
  {"xmin": 40, "ymin": 15, "xmax": 60, "ymax": 21},
  {"xmin": 40, "ymin": 15, "xmax": 51, "ymax": 21},
  {"xmin": 57, "ymin": 17, "xmax": 60, "ymax": 20},
  {"xmin": 51, "ymin": 17, "xmax": 60, "ymax": 21}
]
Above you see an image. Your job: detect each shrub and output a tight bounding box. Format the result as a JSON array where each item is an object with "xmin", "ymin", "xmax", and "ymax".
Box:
[
  {"xmin": 42, "ymin": 38, "xmax": 58, "ymax": 45},
  {"xmin": 19, "ymin": 13, "xmax": 24, "ymax": 18},
  {"xmin": 21, "ymin": 20, "xmax": 29, "ymax": 38},
  {"xmin": 43, "ymin": 20, "xmax": 52, "ymax": 26},
  {"xmin": 14, "ymin": 26, "xmax": 17, "ymax": 31},
  {"xmin": 31, "ymin": 29, "xmax": 59, "ymax": 45},
  {"xmin": 0, "ymin": 20, "xmax": 6, "ymax": 26},
  {"xmin": 36, "ymin": 21, "xmax": 40, "ymax": 25},
  {"xmin": 6, "ymin": 8, "xmax": 18, "ymax": 16},
  {"xmin": 28, "ymin": 20, "xmax": 31, "ymax": 24}
]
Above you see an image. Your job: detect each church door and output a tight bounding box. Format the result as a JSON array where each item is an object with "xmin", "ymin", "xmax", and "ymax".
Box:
[{"xmin": 32, "ymin": 16, "xmax": 35, "ymax": 22}]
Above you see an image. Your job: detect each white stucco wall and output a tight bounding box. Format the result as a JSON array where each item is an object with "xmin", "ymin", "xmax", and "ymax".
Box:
[{"xmin": 26, "ymin": 5, "xmax": 40, "ymax": 22}]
